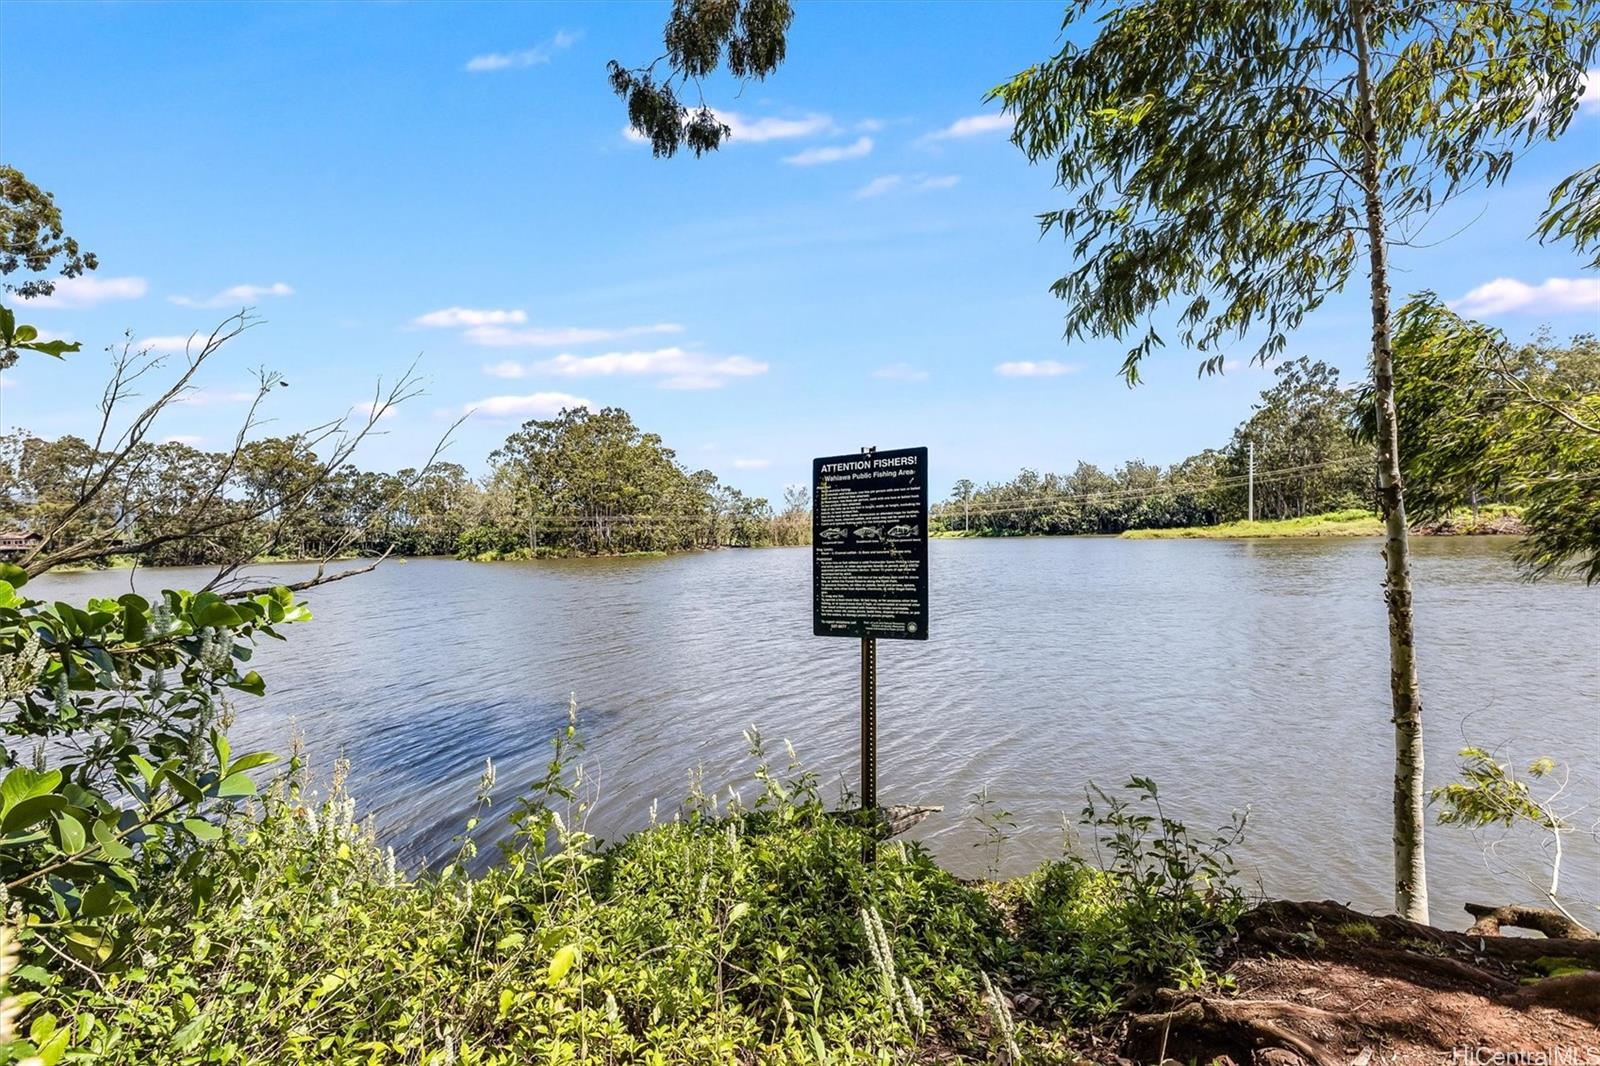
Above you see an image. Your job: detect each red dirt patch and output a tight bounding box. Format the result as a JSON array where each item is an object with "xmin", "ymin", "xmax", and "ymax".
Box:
[{"xmin": 1121, "ymin": 901, "xmax": 1599, "ymax": 1065}]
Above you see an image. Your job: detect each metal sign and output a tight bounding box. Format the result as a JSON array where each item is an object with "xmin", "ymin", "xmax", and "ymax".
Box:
[
  {"xmin": 812, "ymin": 446, "xmax": 929, "ymax": 819},
  {"xmin": 811, "ymin": 446, "xmax": 930, "ymax": 641}
]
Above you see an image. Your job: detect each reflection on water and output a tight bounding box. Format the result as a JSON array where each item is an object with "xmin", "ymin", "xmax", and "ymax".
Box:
[{"xmin": 33, "ymin": 535, "xmax": 1599, "ymax": 926}]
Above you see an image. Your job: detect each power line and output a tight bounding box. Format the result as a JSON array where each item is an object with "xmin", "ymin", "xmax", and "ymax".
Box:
[{"xmin": 930, "ymin": 455, "xmax": 1372, "ymax": 520}]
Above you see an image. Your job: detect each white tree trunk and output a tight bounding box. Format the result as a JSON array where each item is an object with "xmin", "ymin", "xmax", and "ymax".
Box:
[{"xmin": 1352, "ymin": 0, "xmax": 1429, "ymax": 924}]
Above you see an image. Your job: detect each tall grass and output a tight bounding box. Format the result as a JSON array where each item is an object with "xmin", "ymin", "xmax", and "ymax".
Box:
[{"xmin": 14, "ymin": 724, "xmax": 1247, "ymax": 1065}]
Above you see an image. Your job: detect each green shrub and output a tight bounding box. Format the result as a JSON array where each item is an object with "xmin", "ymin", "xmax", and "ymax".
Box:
[
  {"xmin": 1013, "ymin": 777, "xmax": 1248, "ymax": 1019},
  {"xmin": 0, "ymin": 566, "xmax": 301, "ymax": 991},
  {"xmin": 9, "ymin": 721, "xmax": 1026, "ymax": 1064}
]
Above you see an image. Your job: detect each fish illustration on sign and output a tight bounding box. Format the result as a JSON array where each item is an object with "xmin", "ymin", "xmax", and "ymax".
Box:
[
  {"xmin": 853, "ymin": 526, "xmax": 883, "ymax": 541},
  {"xmin": 819, "ymin": 527, "xmax": 846, "ymax": 541},
  {"xmin": 887, "ymin": 524, "xmax": 919, "ymax": 539}
]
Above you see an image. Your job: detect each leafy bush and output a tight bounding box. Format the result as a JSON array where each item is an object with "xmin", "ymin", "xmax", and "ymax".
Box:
[
  {"xmin": 454, "ymin": 524, "xmax": 521, "ymax": 561},
  {"xmin": 0, "ymin": 564, "xmax": 301, "ymax": 982},
  {"xmin": 5, "ymin": 719, "xmax": 1042, "ymax": 1064},
  {"xmin": 1012, "ymin": 777, "xmax": 1248, "ymax": 1019}
]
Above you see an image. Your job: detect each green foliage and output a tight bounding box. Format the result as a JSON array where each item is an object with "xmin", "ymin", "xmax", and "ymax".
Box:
[
  {"xmin": 484, "ymin": 405, "xmax": 776, "ymax": 556},
  {"xmin": 608, "ymin": 0, "xmax": 795, "ymax": 158},
  {"xmin": 1332, "ymin": 920, "xmax": 1381, "ymax": 942},
  {"xmin": 936, "ymin": 358, "xmax": 1371, "ymax": 534},
  {"xmin": 0, "ymin": 304, "xmax": 81, "ymax": 368},
  {"xmin": 1229, "ymin": 359, "xmax": 1372, "ymax": 520},
  {"xmin": 1538, "ymin": 161, "xmax": 1600, "ymax": 268},
  {"xmin": 1013, "ymin": 778, "xmax": 1248, "ymax": 1020},
  {"xmin": 0, "ymin": 571, "xmax": 302, "ymax": 974},
  {"xmin": 933, "ymin": 459, "xmax": 1228, "ymax": 536},
  {"xmin": 1430, "ymin": 746, "xmax": 1589, "ymax": 924},
  {"xmin": 994, "ymin": 0, "xmax": 1597, "ymax": 382},
  {"xmin": 2, "ymin": 405, "xmax": 793, "ymax": 569},
  {"xmin": 1431, "ymin": 747, "xmax": 1561, "ymax": 832},
  {"xmin": 965, "ymin": 786, "xmax": 1017, "ymax": 878},
  {"xmin": 0, "ymin": 167, "xmax": 98, "ymax": 303},
  {"xmin": 1123, "ymin": 508, "xmax": 1384, "ymax": 539},
  {"xmin": 1369, "ymin": 296, "xmax": 1600, "ymax": 581},
  {"xmin": 13, "ymin": 725, "xmax": 1034, "ymax": 1065}
]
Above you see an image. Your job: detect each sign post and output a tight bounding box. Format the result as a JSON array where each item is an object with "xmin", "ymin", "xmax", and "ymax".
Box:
[
  {"xmin": 812, "ymin": 446, "xmax": 929, "ymax": 816},
  {"xmin": 859, "ymin": 635, "xmax": 877, "ymax": 808}
]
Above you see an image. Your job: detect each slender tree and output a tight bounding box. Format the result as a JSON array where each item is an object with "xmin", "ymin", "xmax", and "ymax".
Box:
[{"xmin": 994, "ymin": 0, "xmax": 1596, "ymax": 922}]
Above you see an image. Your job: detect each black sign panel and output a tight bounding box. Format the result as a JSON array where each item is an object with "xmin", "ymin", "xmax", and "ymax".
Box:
[{"xmin": 812, "ymin": 447, "xmax": 929, "ymax": 640}]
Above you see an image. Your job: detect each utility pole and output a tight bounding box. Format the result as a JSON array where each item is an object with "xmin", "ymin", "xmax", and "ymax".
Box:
[
  {"xmin": 964, "ymin": 498, "xmax": 969, "ymax": 532},
  {"xmin": 1248, "ymin": 441, "xmax": 1255, "ymax": 522}
]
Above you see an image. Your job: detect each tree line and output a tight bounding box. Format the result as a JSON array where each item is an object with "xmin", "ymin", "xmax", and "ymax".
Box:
[
  {"xmin": 934, "ymin": 356, "xmax": 1379, "ymax": 536},
  {"xmin": 934, "ymin": 328, "xmax": 1597, "ymax": 560},
  {"xmin": 0, "ymin": 402, "xmax": 811, "ymax": 567}
]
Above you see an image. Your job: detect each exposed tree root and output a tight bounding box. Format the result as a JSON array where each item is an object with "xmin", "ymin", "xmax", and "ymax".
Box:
[
  {"xmin": 1111, "ymin": 900, "xmax": 1600, "ymax": 1064},
  {"xmin": 1465, "ymin": 902, "xmax": 1597, "ymax": 940},
  {"xmin": 1249, "ymin": 899, "xmax": 1600, "ymax": 967},
  {"xmin": 1129, "ymin": 994, "xmax": 1341, "ymax": 1066},
  {"xmin": 1500, "ymin": 971, "xmax": 1600, "ymax": 1019}
]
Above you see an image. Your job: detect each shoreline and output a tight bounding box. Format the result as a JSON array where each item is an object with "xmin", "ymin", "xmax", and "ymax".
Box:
[{"xmin": 931, "ymin": 507, "xmax": 1528, "ymax": 542}]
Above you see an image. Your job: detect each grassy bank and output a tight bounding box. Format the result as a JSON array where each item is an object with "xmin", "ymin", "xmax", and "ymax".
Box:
[
  {"xmin": 13, "ymin": 725, "xmax": 1594, "ymax": 1064},
  {"xmin": 1123, "ymin": 507, "xmax": 1384, "ymax": 539},
  {"xmin": 1122, "ymin": 504, "xmax": 1527, "ymax": 540},
  {"xmin": 15, "ymin": 727, "xmax": 1245, "ymax": 1065}
]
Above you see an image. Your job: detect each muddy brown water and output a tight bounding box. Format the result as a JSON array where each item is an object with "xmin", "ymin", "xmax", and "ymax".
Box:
[{"xmin": 34, "ymin": 535, "xmax": 1599, "ymax": 927}]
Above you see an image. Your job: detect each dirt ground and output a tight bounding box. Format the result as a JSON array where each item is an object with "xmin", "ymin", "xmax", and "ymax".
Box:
[{"xmin": 1121, "ymin": 900, "xmax": 1600, "ymax": 1066}]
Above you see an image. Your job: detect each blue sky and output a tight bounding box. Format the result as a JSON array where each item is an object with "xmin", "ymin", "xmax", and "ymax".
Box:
[{"xmin": 2, "ymin": 2, "xmax": 1596, "ymax": 502}]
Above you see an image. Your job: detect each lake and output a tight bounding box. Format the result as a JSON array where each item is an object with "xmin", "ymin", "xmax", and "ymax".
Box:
[{"xmin": 33, "ymin": 536, "xmax": 1599, "ymax": 927}]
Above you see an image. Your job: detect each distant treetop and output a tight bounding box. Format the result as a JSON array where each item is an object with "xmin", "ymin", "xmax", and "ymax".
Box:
[{"xmin": 0, "ymin": 165, "xmax": 98, "ymax": 299}]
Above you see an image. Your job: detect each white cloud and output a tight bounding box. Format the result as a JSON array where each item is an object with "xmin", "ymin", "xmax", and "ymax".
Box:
[
  {"xmin": 783, "ymin": 136, "xmax": 873, "ymax": 166},
  {"xmin": 353, "ymin": 400, "xmax": 398, "ymax": 422},
  {"xmin": 873, "ymin": 362, "xmax": 929, "ymax": 381},
  {"xmin": 1581, "ymin": 68, "xmax": 1599, "ymax": 114},
  {"xmin": 0, "ymin": 373, "xmax": 16, "ymax": 389},
  {"xmin": 922, "ymin": 113, "xmax": 1012, "ymax": 142},
  {"xmin": 855, "ymin": 118, "xmax": 886, "ymax": 133},
  {"xmin": 465, "ymin": 30, "xmax": 579, "ymax": 72},
  {"xmin": 1450, "ymin": 276, "xmax": 1600, "ymax": 316},
  {"xmin": 510, "ymin": 346, "xmax": 768, "ymax": 390},
  {"xmin": 724, "ymin": 112, "xmax": 834, "ymax": 142},
  {"xmin": 465, "ymin": 391, "xmax": 592, "ymax": 419},
  {"xmin": 414, "ymin": 307, "xmax": 529, "ymax": 328},
  {"xmin": 138, "ymin": 334, "xmax": 205, "ymax": 352},
  {"xmin": 173, "ymin": 387, "xmax": 258, "ymax": 406},
  {"xmin": 855, "ymin": 173, "xmax": 959, "ymax": 199},
  {"xmin": 732, "ymin": 458, "xmax": 771, "ymax": 469},
  {"xmin": 855, "ymin": 176, "xmax": 904, "ymax": 199},
  {"xmin": 482, "ymin": 359, "xmax": 528, "ymax": 379},
  {"xmin": 30, "ymin": 275, "xmax": 147, "ymax": 309},
  {"xmin": 463, "ymin": 322, "xmax": 684, "ymax": 348},
  {"xmin": 994, "ymin": 360, "xmax": 1078, "ymax": 378},
  {"xmin": 162, "ymin": 434, "xmax": 204, "ymax": 446},
  {"xmin": 169, "ymin": 281, "xmax": 292, "ymax": 309}
]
